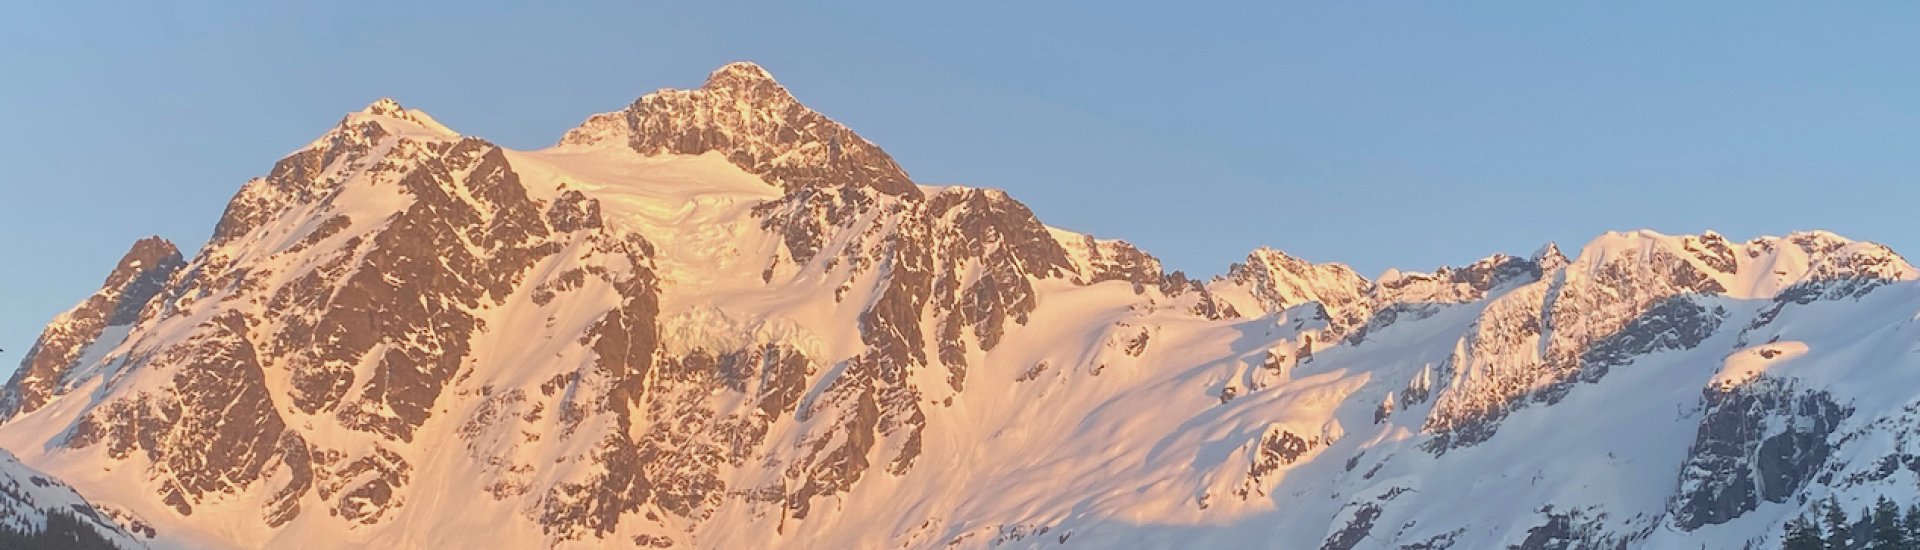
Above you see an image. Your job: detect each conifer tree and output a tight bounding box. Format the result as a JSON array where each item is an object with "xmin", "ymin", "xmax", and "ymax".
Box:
[
  {"xmin": 0, "ymin": 509, "xmax": 123, "ymax": 550},
  {"xmin": 1859, "ymin": 506, "xmax": 1877, "ymax": 549},
  {"xmin": 1784, "ymin": 514, "xmax": 1827, "ymax": 550},
  {"xmin": 1871, "ymin": 496, "xmax": 1903, "ymax": 549},
  {"xmin": 1826, "ymin": 496, "xmax": 1854, "ymax": 550},
  {"xmin": 1903, "ymin": 503, "xmax": 1920, "ymax": 550}
]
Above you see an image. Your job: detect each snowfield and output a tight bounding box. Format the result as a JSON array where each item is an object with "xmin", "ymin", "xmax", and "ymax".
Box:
[{"xmin": 4, "ymin": 62, "xmax": 1919, "ymax": 550}]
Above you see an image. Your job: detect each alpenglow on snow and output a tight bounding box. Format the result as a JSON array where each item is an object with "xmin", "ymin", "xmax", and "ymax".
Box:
[{"xmin": 6, "ymin": 62, "xmax": 1920, "ymax": 550}]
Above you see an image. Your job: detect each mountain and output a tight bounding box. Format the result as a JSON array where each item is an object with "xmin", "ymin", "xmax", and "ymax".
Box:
[
  {"xmin": 5, "ymin": 61, "xmax": 1920, "ymax": 549},
  {"xmin": 0, "ymin": 446, "xmax": 146, "ymax": 549}
]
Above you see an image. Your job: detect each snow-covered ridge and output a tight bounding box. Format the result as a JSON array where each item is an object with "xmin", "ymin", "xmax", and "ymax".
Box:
[
  {"xmin": 1569, "ymin": 229, "xmax": 1916, "ymax": 298},
  {"xmin": 8, "ymin": 61, "xmax": 1920, "ymax": 550},
  {"xmin": 1215, "ymin": 228, "xmax": 1912, "ymax": 328},
  {"xmin": 0, "ymin": 447, "xmax": 147, "ymax": 548}
]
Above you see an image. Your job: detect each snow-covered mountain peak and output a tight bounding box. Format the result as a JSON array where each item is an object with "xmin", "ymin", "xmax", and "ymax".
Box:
[
  {"xmin": 17, "ymin": 62, "xmax": 1920, "ymax": 550},
  {"xmin": 1530, "ymin": 241, "xmax": 1569, "ymax": 272},
  {"xmin": 105, "ymin": 236, "xmax": 180, "ymax": 290},
  {"xmin": 360, "ymin": 97, "xmax": 407, "ymax": 117},
  {"xmin": 1379, "ymin": 252, "xmax": 1542, "ymax": 292},
  {"xmin": 701, "ymin": 60, "xmax": 784, "ymax": 93},
  {"xmin": 1210, "ymin": 247, "xmax": 1371, "ymax": 322},
  {"xmin": 1573, "ymin": 229, "xmax": 1700, "ymax": 262},
  {"xmin": 1361, "ymin": 251, "xmax": 1551, "ymax": 319},
  {"xmin": 1565, "ymin": 229, "xmax": 1915, "ymax": 299},
  {"xmin": 1241, "ymin": 246, "xmax": 1367, "ymax": 283},
  {"xmin": 1573, "ymin": 228, "xmax": 1868, "ymax": 264},
  {"xmin": 556, "ymin": 61, "xmax": 921, "ymax": 198},
  {"xmin": 329, "ymin": 97, "xmax": 459, "ymax": 143}
]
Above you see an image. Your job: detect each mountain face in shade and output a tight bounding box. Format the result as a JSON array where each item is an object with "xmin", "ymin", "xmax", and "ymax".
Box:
[{"xmin": 6, "ymin": 62, "xmax": 1920, "ymax": 550}]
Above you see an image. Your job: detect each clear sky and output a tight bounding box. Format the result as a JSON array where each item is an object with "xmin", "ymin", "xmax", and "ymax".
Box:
[{"xmin": 4, "ymin": 2, "xmax": 1919, "ymax": 364}]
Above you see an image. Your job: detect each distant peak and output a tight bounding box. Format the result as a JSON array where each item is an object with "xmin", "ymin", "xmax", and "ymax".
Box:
[
  {"xmin": 114, "ymin": 235, "xmax": 181, "ymax": 276},
  {"xmin": 126, "ymin": 235, "xmax": 180, "ymax": 261},
  {"xmin": 702, "ymin": 61, "xmax": 781, "ymax": 91},
  {"xmin": 1531, "ymin": 241, "xmax": 1563, "ymax": 260},
  {"xmin": 1246, "ymin": 247, "xmax": 1358, "ymax": 274},
  {"xmin": 559, "ymin": 61, "xmax": 920, "ymax": 197},
  {"xmin": 1247, "ymin": 246, "xmax": 1303, "ymax": 263},
  {"xmin": 1531, "ymin": 242, "xmax": 1569, "ymax": 272},
  {"xmin": 101, "ymin": 235, "xmax": 185, "ymax": 307},
  {"xmin": 362, "ymin": 97, "xmax": 408, "ymax": 117},
  {"xmin": 1236, "ymin": 246, "xmax": 1367, "ymax": 286},
  {"xmin": 1777, "ymin": 229, "xmax": 1852, "ymax": 245},
  {"xmin": 322, "ymin": 97, "xmax": 459, "ymax": 144},
  {"xmin": 1576, "ymin": 228, "xmax": 1867, "ymax": 257}
]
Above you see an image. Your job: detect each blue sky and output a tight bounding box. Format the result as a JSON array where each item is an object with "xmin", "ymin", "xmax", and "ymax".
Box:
[{"xmin": 4, "ymin": 2, "xmax": 1919, "ymax": 363}]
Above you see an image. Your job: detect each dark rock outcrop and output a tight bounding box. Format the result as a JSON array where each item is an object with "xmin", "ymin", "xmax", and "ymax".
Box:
[
  {"xmin": 1, "ymin": 236, "xmax": 183, "ymax": 420},
  {"xmin": 1669, "ymin": 376, "xmax": 1849, "ymax": 530}
]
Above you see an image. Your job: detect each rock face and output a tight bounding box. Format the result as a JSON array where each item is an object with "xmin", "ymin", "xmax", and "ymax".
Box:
[
  {"xmin": 1214, "ymin": 247, "xmax": 1371, "ymax": 328},
  {"xmin": 561, "ymin": 62, "xmax": 919, "ymax": 198},
  {"xmin": 7, "ymin": 63, "xmax": 1920, "ymax": 550},
  {"xmin": 1421, "ymin": 231, "xmax": 1897, "ymax": 452},
  {"xmin": 1670, "ymin": 376, "xmax": 1849, "ymax": 531},
  {"xmin": 0, "ymin": 236, "xmax": 183, "ymax": 420}
]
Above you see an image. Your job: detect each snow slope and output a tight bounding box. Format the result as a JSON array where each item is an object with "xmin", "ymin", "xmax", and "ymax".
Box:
[
  {"xmin": 5, "ymin": 62, "xmax": 1920, "ymax": 550},
  {"xmin": 0, "ymin": 447, "xmax": 147, "ymax": 548}
]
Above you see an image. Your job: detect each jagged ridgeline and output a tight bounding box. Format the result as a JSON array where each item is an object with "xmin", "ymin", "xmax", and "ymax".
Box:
[{"xmin": 4, "ymin": 62, "xmax": 1920, "ymax": 549}]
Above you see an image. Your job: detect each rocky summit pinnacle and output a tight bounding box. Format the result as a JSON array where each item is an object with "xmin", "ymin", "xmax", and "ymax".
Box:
[
  {"xmin": 362, "ymin": 97, "xmax": 408, "ymax": 117},
  {"xmin": 1, "ymin": 236, "xmax": 182, "ymax": 420},
  {"xmin": 341, "ymin": 97, "xmax": 457, "ymax": 139},
  {"xmin": 559, "ymin": 61, "xmax": 922, "ymax": 198},
  {"xmin": 702, "ymin": 61, "xmax": 784, "ymax": 92},
  {"xmin": 6, "ymin": 63, "xmax": 1920, "ymax": 550}
]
